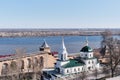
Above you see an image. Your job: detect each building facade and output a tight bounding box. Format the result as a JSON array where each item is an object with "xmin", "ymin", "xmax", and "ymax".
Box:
[
  {"xmin": 0, "ymin": 40, "xmax": 55, "ymax": 80},
  {"xmin": 43, "ymin": 38, "xmax": 100, "ymax": 80}
]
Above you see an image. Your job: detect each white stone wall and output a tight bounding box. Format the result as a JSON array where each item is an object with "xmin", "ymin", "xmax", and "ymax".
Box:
[
  {"xmin": 63, "ymin": 66, "xmax": 84, "ymax": 75},
  {"xmin": 80, "ymin": 52, "xmax": 93, "ymax": 58},
  {"xmin": 83, "ymin": 59, "xmax": 97, "ymax": 71},
  {"xmin": 55, "ymin": 60, "xmax": 70, "ymax": 74},
  {"xmin": 80, "ymin": 52, "xmax": 87, "ymax": 58},
  {"xmin": 96, "ymin": 63, "xmax": 100, "ymax": 69},
  {"xmin": 88, "ymin": 52, "xmax": 93, "ymax": 58}
]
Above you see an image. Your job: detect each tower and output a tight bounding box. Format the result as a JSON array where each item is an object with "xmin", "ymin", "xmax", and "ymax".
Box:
[
  {"xmin": 58, "ymin": 37, "xmax": 68, "ymax": 61},
  {"xmin": 80, "ymin": 37, "xmax": 93, "ymax": 58},
  {"xmin": 40, "ymin": 39, "xmax": 51, "ymax": 53},
  {"xmin": 80, "ymin": 37, "xmax": 99, "ymax": 71},
  {"xmin": 55, "ymin": 37, "xmax": 69, "ymax": 74}
]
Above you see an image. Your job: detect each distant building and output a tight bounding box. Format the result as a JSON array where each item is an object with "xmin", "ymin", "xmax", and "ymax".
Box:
[{"xmin": 43, "ymin": 38, "xmax": 100, "ymax": 80}]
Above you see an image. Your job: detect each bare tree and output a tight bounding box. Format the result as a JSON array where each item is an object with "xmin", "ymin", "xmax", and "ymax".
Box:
[
  {"xmin": 101, "ymin": 30, "xmax": 120, "ymax": 77},
  {"xmin": 93, "ymin": 67, "xmax": 99, "ymax": 80},
  {"xmin": 77, "ymin": 67, "xmax": 87, "ymax": 80},
  {"xmin": 11, "ymin": 48, "xmax": 26, "ymax": 80},
  {"xmin": 100, "ymin": 30, "xmax": 112, "ymax": 56},
  {"xmin": 15, "ymin": 48, "xmax": 26, "ymax": 58},
  {"xmin": 102, "ymin": 65, "xmax": 109, "ymax": 76},
  {"xmin": 80, "ymin": 71, "xmax": 87, "ymax": 80}
]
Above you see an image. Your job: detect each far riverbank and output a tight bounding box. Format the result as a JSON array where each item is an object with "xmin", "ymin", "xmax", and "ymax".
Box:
[{"xmin": 0, "ymin": 29, "xmax": 119, "ymax": 37}]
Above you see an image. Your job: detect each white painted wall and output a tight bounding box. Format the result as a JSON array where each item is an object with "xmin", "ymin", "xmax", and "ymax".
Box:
[
  {"xmin": 83, "ymin": 59, "xmax": 98, "ymax": 71},
  {"xmin": 63, "ymin": 66, "xmax": 84, "ymax": 75},
  {"xmin": 88, "ymin": 52, "xmax": 93, "ymax": 58},
  {"xmin": 80, "ymin": 52, "xmax": 93, "ymax": 58}
]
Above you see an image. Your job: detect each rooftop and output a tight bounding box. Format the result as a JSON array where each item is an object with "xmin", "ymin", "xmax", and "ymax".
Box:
[
  {"xmin": 80, "ymin": 46, "xmax": 93, "ymax": 52},
  {"xmin": 62, "ymin": 59, "xmax": 85, "ymax": 68},
  {"xmin": 40, "ymin": 40, "xmax": 49, "ymax": 48}
]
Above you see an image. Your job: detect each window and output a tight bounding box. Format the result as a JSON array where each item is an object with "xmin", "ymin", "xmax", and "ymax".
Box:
[
  {"xmin": 82, "ymin": 67, "xmax": 83, "ymax": 71},
  {"xmin": 40, "ymin": 56, "xmax": 44, "ymax": 67},
  {"xmin": 90, "ymin": 54, "xmax": 91, "ymax": 57},
  {"xmin": 88, "ymin": 67, "xmax": 91, "ymax": 70},
  {"xmin": 67, "ymin": 70, "xmax": 69, "ymax": 73},
  {"xmin": 88, "ymin": 61, "xmax": 90, "ymax": 64},
  {"xmin": 85, "ymin": 54, "xmax": 87, "ymax": 57},
  {"xmin": 74, "ymin": 69, "xmax": 76, "ymax": 72},
  {"xmin": 78, "ymin": 68, "xmax": 80, "ymax": 71},
  {"xmin": 92, "ymin": 61, "xmax": 94, "ymax": 64},
  {"xmin": 61, "ymin": 54, "xmax": 63, "ymax": 60}
]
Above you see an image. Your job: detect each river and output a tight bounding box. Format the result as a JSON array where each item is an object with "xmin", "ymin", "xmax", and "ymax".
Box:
[{"xmin": 0, "ymin": 35, "xmax": 119, "ymax": 55}]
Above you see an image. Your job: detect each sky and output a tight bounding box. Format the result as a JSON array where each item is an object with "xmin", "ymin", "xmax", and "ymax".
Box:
[{"xmin": 0, "ymin": 0, "xmax": 120, "ymax": 29}]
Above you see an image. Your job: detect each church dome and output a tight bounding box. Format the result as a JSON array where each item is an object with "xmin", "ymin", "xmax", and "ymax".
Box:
[{"xmin": 80, "ymin": 46, "xmax": 93, "ymax": 52}]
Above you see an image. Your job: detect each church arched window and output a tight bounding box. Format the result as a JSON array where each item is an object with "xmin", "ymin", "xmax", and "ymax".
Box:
[
  {"xmin": 88, "ymin": 61, "xmax": 90, "ymax": 64},
  {"xmin": 61, "ymin": 54, "xmax": 63, "ymax": 60},
  {"xmin": 92, "ymin": 61, "xmax": 94, "ymax": 64},
  {"xmin": 67, "ymin": 69, "xmax": 69, "ymax": 73},
  {"xmin": 90, "ymin": 54, "xmax": 91, "ymax": 57},
  {"xmin": 82, "ymin": 67, "xmax": 84, "ymax": 71},
  {"xmin": 88, "ymin": 67, "xmax": 91, "ymax": 70},
  {"xmin": 74, "ymin": 68, "xmax": 76, "ymax": 72}
]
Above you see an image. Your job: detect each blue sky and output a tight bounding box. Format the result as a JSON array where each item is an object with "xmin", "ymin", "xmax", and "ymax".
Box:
[{"xmin": 0, "ymin": 0, "xmax": 120, "ymax": 29}]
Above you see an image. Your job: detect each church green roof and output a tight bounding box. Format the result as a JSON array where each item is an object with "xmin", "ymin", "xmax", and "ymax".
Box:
[
  {"xmin": 80, "ymin": 46, "xmax": 93, "ymax": 52},
  {"xmin": 62, "ymin": 59, "xmax": 85, "ymax": 68}
]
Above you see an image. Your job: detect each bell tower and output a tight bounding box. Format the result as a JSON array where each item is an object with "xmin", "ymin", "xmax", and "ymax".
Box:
[
  {"xmin": 40, "ymin": 39, "xmax": 51, "ymax": 53},
  {"xmin": 58, "ymin": 37, "xmax": 68, "ymax": 61}
]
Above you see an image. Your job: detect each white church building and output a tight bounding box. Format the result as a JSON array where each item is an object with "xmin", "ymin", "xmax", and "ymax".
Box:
[{"xmin": 43, "ymin": 38, "xmax": 100, "ymax": 80}]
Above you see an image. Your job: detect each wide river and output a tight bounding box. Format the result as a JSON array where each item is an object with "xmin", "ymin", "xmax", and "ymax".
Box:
[{"xmin": 0, "ymin": 36, "xmax": 119, "ymax": 55}]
